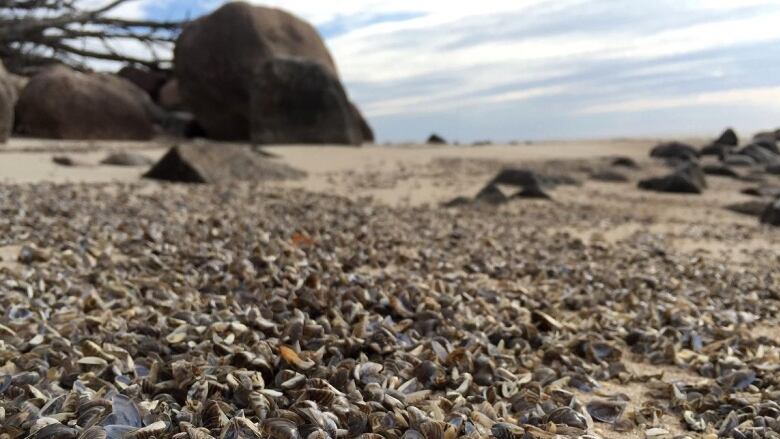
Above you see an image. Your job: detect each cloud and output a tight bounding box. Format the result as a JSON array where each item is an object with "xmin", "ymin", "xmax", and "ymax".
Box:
[
  {"xmin": 579, "ymin": 86, "xmax": 780, "ymax": 114},
  {"xmin": 111, "ymin": 0, "xmax": 780, "ymax": 140}
]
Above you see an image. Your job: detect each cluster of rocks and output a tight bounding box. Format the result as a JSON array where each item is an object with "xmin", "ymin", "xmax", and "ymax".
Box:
[
  {"xmin": 643, "ymin": 128, "xmax": 780, "ymax": 226},
  {"xmin": 0, "ymin": 1, "xmax": 372, "ymax": 145},
  {"xmin": 444, "ymin": 168, "xmax": 577, "ymax": 207}
]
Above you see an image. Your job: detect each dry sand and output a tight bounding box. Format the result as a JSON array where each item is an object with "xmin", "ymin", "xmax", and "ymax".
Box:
[{"xmin": 2, "ymin": 136, "xmax": 776, "ymax": 263}]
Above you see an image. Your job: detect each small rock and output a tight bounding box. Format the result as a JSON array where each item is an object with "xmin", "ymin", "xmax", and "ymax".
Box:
[
  {"xmin": 144, "ymin": 144, "xmax": 306, "ymax": 184},
  {"xmin": 741, "ymin": 186, "xmax": 780, "ymax": 198},
  {"xmin": 702, "ymin": 164, "xmax": 740, "ymax": 179},
  {"xmin": 766, "ymin": 163, "xmax": 780, "ymax": 175},
  {"xmin": 611, "ymin": 156, "xmax": 638, "ymax": 168},
  {"xmin": 590, "ymin": 170, "xmax": 629, "ymax": 182},
  {"xmin": 474, "ymin": 184, "xmax": 508, "ymax": 205},
  {"xmin": 739, "ymin": 144, "xmax": 779, "ymax": 164},
  {"xmin": 753, "ymin": 139, "xmax": 780, "ymax": 155},
  {"xmin": 700, "ymin": 143, "xmax": 733, "ymax": 157},
  {"xmin": 638, "ymin": 167, "xmax": 704, "ymax": 194},
  {"xmin": 723, "ymin": 154, "xmax": 756, "ymax": 167},
  {"xmin": 490, "ymin": 168, "xmax": 541, "ymax": 187},
  {"xmin": 18, "ymin": 245, "xmax": 50, "ymax": 264},
  {"xmin": 760, "ymin": 199, "xmax": 780, "ymax": 226},
  {"xmin": 442, "ymin": 196, "xmax": 471, "ymax": 208},
  {"xmin": 650, "ymin": 141, "xmax": 699, "ymax": 161},
  {"xmin": 725, "ymin": 201, "xmax": 769, "ymax": 217},
  {"xmin": 427, "ymin": 134, "xmax": 447, "ymax": 145},
  {"xmin": 513, "ymin": 184, "xmax": 552, "ymax": 199},
  {"xmin": 715, "ymin": 128, "xmax": 739, "ymax": 146},
  {"xmin": 52, "ymin": 156, "xmax": 91, "ymax": 167}
]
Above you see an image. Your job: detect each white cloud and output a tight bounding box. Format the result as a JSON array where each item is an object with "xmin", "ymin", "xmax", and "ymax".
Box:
[
  {"xmin": 95, "ymin": 0, "xmax": 780, "ymax": 139},
  {"xmin": 579, "ymin": 86, "xmax": 780, "ymax": 114}
]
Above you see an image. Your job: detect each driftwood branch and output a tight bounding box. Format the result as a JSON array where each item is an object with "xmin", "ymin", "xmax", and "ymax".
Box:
[{"xmin": 0, "ymin": 0, "xmax": 184, "ymax": 74}]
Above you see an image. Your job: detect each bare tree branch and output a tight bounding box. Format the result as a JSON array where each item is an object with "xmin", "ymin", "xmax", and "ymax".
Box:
[{"xmin": 0, "ymin": 0, "xmax": 184, "ymax": 74}]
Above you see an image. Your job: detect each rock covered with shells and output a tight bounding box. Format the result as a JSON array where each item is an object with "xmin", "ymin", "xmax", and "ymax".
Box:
[{"xmin": 0, "ymin": 182, "xmax": 779, "ymax": 439}]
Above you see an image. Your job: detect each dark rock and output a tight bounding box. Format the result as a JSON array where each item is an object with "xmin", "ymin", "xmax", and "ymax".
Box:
[
  {"xmin": 52, "ymin": 155, "xmax": 91, "ymax": 167},
  {"xmin": 677, "ymin": 162, "xmax": 707, "ymax": 189},
  {"xmin": 702, "ymin": 164, "xmax": 740, "ymax": 179},
  {"xmin": 611, "ymin": 157, "xmax": 638, "ymax": 168},
  {"xmin": 490, "ymin": 168, "xmax": 541, "ymax": 187},
  {"xmin": 766, "ymin": 164, "xmax": 780, "ymax": 175},
  {"xmin": 474, "ymin": 184, "xmax": 508, "ymax": 205},
  {"xmin": 700, "ymin": 143, "xmax": 733, "ymax": 157},
  {"xmin": 754, "ymin": 130, "xmax": 780, "ymax": 142},
  {"xmin": 753, "ymin": 139, "xmax": 780, "ymax": 155},
  {"xmin": 15, "ymin": 66, "xmax": 153, "ymax": 140},
  {"xmin": 760, "ymin": 199, "xmax": 780, "ymax": 226},
  {"xmin": 159, "ymin": 112, "xmax": 206, "ymax": 139},
  {"xmin": 158, "ymin": 79, "xmax": 183, "ymax": 111},
  {"xmin": 741, "ymin": 187, "xmax": 780, "ymax": 198},
  {"xmin": 442, "ymin": 196, "xmax": 471, "ymax": 208},
  {"xmin": 639, "ymin": 173, "xmax": 702, "ymax": 194},
  {"xmin": 739, "ymin": 144, "xmax": 779, "ymax": 164},
  {"xmin": 101, "ymin": 152, "xmax": 154, "ymax": 167},
  {"xmin": 650, "ymin": 141, "xmax": 699, "ymax": 161},
  {"xmin": 590, "ymin": 170, "xmax": 629, "ymax": 182},
  {"xmin": 638, "ymin": 163, "xmax": 706, "ymax": 194},
  {"xmin": 725, "ymin": 201, "xmax": 770, "ymax": 217},
  {"xmin": 249, "ymin": 58, "xmax": 362, "ymax": 145},
  {"xmin": 174, "ymin": 2, "xmax": 338, "ymax": 140},
  {"xmin": 351, "ymin": 102, "xmax": 374, "ymax": 143},
  {"xmin": 715, "ymin": 128, "xmax": 738, "ymax": 146},
  {"xmin": 0, "ymin": 61, "xmax": 15, "ymax": 143},
  {"xmin": 513, "ymin": 184, "xmax": 552, "ymax": 199},
  {"xmin": 427, "ymin": 134, "xmax": 447, "ymax": 145},
  {"xmin": 117, "ymin": 66, "xmax": 167, "ymax": 101},
  {"xmin": 144, "ymin": 144, "xmax": 306, "ymax": 184},
  {"xmin": 723, "ymin": 154, "xmax": 756, "ymax": 167}
]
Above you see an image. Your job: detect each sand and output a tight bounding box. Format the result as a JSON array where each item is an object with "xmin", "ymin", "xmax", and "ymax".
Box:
[{"xmin": 3, "ymin": 136, "xmax": 775, "ymax": 263}]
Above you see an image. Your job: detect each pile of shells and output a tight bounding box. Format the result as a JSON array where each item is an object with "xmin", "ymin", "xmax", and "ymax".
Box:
[{"xmin": 0, "ymin": 182, "xmax": 779, "ymax": 439}]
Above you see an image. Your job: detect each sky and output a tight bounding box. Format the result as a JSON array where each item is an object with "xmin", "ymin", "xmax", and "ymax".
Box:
[{"xmin": 115, "ymin": 0, "xmax": 780, "ymax": 142}]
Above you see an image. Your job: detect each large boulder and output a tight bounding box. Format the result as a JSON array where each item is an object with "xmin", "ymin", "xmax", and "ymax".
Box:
[
  {"xmin": 144, "ymin": 143, "xmax": 305, "ymax": 183},
  {"xmin": 249, "ymin": 58, "xmax": 362, "ymax": 145},
  {"xmin": 175, "ymin": 2, "xmax": 350, "ymax": 141},
  {"xmin": 650, "ymin": 141, "xmax": 699, "ymax": 161},
  {"xmin": 15, "ymin": 66, "xmax": 154, "ymax": 140},
  {"xmin": 118, "ymin": 66, "xmax": 167, "ymax": 101},
  {"xmin": 427, "ymin": 134, "xmax": 447, "ymax": 145},
  {"xmin": 350, "ymin": 102, "xmax": 374, "ymax": 143},
  {"xmin": 158, "ymin": 79, "xmax": 183, "ymax": 111},
  {"xmin": 0, "ymin": 62, "xmax": 15, "ymax": 143}
]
